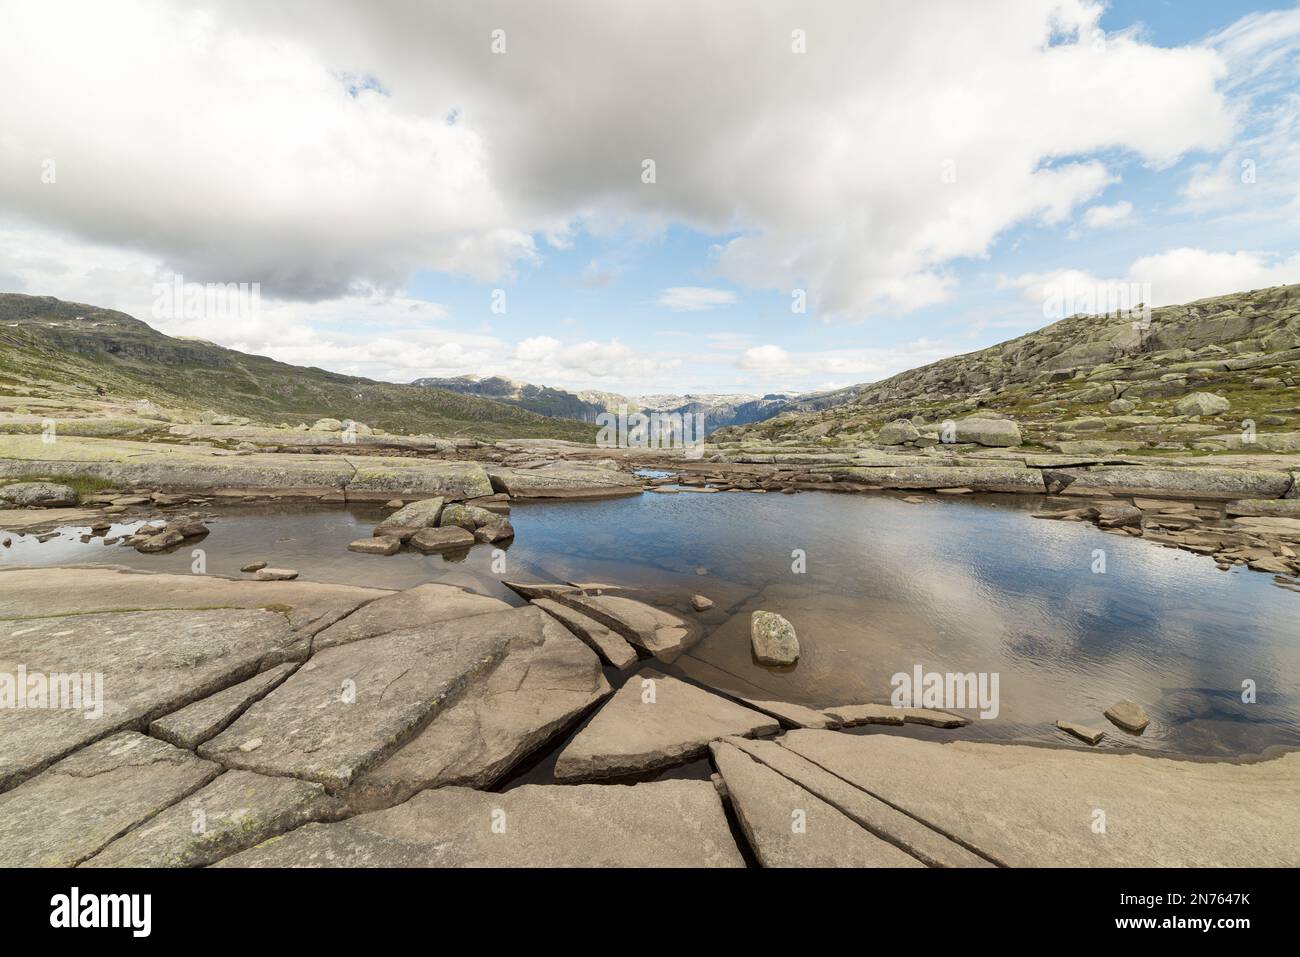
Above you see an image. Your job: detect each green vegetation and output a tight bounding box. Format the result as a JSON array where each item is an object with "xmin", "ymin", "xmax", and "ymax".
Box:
[{"xmin": 0, "ymin": 294, "xmax": 596, "ymax": 442}]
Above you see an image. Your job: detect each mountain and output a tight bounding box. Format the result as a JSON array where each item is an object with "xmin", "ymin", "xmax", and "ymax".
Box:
[
  {"xmin": 716, "ymin": 283, "xmax": 1300, "ymax": 451},
  {"xmin": 0, "ymin": 295, "xmax": 596, "ymax": 441},
  {"xmin": 413, "ymin": 375, "xmax": 794, "ymax": 433}
]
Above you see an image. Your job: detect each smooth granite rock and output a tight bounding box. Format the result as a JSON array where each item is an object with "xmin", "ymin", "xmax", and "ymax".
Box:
[
  {"xmin": 710, "ymin": 739, "xmax": 923, "ymax": 868},
  {"xmin": 345, "ymin": 607, "xmax": 610, "ymax": 810},
  {"xmin": 312, "ymin": 583, "xmax": 511, "ymax": 652},
  {"xmin": 149, "ymin": 664, "xmax": 298, "ymax": 750},
  {"xmin": 199, "ymin": 610, "xmax": 521, "ymax": 789},
  {"xmin": 0, "ymin": 732, "xmax": 220, "ymax": 867},
  {"xmin": 549, "ymin": 593, "xmax": 701, "ymax": 663},
  {"xmin": 531, "ymin": 598, "xmax": 639, "ymax": 670},
  {"xmin": 82, "ymin": 769, "xmax": 344, "ymax": 867},
  {"xmin": 218, "ymin": 780, "xmax": 745, "ymax": 867},
  {"xmin": 553, "ymin": 670, "xmax": 779, "ymax": 781}
]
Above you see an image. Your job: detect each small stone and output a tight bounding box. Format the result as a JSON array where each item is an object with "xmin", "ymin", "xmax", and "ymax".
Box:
[
  {"xmin": 384, "ymin": 499, "xmax": 405, "ymax": 509},
  {"xmin": 241, "ymin": 561, "xmax": 268, "ymax": 573},
  {"xmin": 254, "ymin": 568, "xmax": 299, "ymax": 581},
  {"xmin": 1104, "ymin": 700, "xmax": 1149, "ymax": 734},
  {"xmin": 1056, "ymin": 720, "xmax": 1105, "ymax": 745},
  {"xmin": 751, "ymin": 610, "xmax": 799, "ymax": 665},
  {"xmin": 347, "ymin": 537, "xmax": 401, "ymax": 555},
  {"xmin": 409, "ymin": 526, "xmax": 475, "ymax": 554},
  {"xmin": 690, "ymin": 594, "xmax": 714, "ymax": 612}
]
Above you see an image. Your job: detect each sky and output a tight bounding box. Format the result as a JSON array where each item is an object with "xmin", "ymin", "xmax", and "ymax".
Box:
[{"xmin": 1, "ymin": 0, "xmax": 1299, "ymax": 398}]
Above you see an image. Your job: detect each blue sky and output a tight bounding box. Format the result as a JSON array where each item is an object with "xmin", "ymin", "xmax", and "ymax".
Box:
[{"xmin": 2, "ymin": 0, "xmax": 1299, "ymax": 397}]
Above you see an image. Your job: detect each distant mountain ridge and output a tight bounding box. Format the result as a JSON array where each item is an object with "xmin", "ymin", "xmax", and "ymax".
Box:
[{"xmin": 412, "ymin": 374, "xmax": 797, "ymax": 433}]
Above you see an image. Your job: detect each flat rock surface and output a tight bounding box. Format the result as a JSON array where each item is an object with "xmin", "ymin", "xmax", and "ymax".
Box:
[
  {"xmin": 0, "ymin": 606, "xmax": 310, "ymax": 792},
  {"xmin": 724, "ymin": 736, "xmax": 991, "ymax": 868},
  {"xmin": 312, "ymin": 583, "xmax": 511, "ymax": 651},
  {"xmin": 777, "ymin": 730, "xmax": 1300, "ymax": 866},
  {"xmin": 553, "ymin": 670, "xmax": 779, "ymax": 781},
  {"xmin": 531, "ymin": 597, "xmax": 639, "ymax": 670},
  {"xmin": 346, "ymin": 607, "xmax": 610, "ymax": 810},
  {"xmin": 199, "ymin": 609, "xmax": 521, "ymax": 788},
  {"xmin": 149, "ymin": 663, "xmax": 298, "ymax": 750},
  {"xmin": 0, "ymin": 732, "xmax": 220, "ymax": 867},
  {"xmin": 711, "ymin": 739, "xmax": 923, "ymax": 867},
  {"xmin": 220, "ymin": 780, "xmax": 745, "ymax": 867},
  {"xmin": 488, "ymin": 463, "xmax": 642, "ymax": 499},
  {"xmin": 82, "ymin": 769, "xmax": 343, "ymax": 868}
]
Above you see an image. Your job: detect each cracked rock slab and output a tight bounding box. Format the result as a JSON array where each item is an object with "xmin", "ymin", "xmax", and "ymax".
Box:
[
  {"xmin": 345, "ymin": 606, "xmax": 611, "ymax": 810},
  {"xmin": 82, "ymin": 769, "xmax": 344, "ymax": 868},
  {"xmin": 199, "ymin": 609, "xmax": 522, "ymax": 789},
  {"xmin": 550, "ymin": 593, "xmax": 701, "ymax": 663},
  {"xmin": 0, "ymin": 606, "xmax": 312, "ymax": 792},
  {"xmin": 725, "ymin": 736, "xmax": 991, "ymax": 868},
  {"xmin": 553, "ymin": 670, "xmax": 779, "ymax": 782},
  {"xmin": 531, "ymin": 597, "xmax": 639, "ymax": 670},
  {"xmin": 149, "ymin": 663, "xmax": 298, "ymax": 750},
  {"xmin": 0, "ymin": 732, "xmax": 220, "ymax": 867},
  {"xmin": 776, "ymin": 730, "xmax": 1300, "ymax": 867},
  {"xmin": 219, "ymin": 780, "xmax": 745, "ymax": 867},
  {"xmin": 312, "ymin": 583, "xmax": 511, "ymax": 652},
  {"xmin": 710, "ymin": 739, "xmax": 922, "ymax": 868}
]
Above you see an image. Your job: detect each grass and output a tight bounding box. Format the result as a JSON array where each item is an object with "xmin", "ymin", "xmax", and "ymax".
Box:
[{"xmin": 3, "ymin": 473, "xmax": 117, "ymax": 498}]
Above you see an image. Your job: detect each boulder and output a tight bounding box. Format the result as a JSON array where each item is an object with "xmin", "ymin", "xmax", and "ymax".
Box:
[
  {"xmin": 876, "ymin": 419, "xmax": 920, "ymax": 445},
  {"xmin": 376, "ymin": 496, "xmax": 444, "ymax": 531},
  {"xmin": 751, "ymin": 610, "xmax": 799, "ymax": 665},
  {"xmin": 309, "ymin": 418, "xmax": 345, "ymax": 432},
  {"xmin": 82, "ymin": 769, "xmax": 344, "ymax": 867},
  {"xmin": 953, "ymin": 418, "xmax": 1022, "ymax": 447},
  {"xmin": 347, "ymin": 537, "xmax": 401, "ymax": 555},
  {"xmin": 1104, "ymin": 699, "xmax": 1150, "ymax": 734},
  {"xmin": 553, "ymin": 670, "xmax": 778, "ymax": 781},
  {"xmin": 409, "ymin": 526, "xmax": 475, "ymax": 554},
  {"xmin": 1108, "ymin": 398, "xmax": 1136, "ymax": 414},
  {"xmin": 0, "ymin": 481, "xmax": 78, "ymax": 507},
  {"xmin": 1174, "ymin": 392, "xmax": 1230, "ymax": 417},
  {"xmin": 219, "ymin": 780, "xmax": 745, "ymax": 867}
]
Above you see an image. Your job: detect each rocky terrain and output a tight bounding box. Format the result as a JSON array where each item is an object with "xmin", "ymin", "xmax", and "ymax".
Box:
[
  {"xmin": 2, "ymin": 283, "xmax": 1300, "ymax": 867},
  {"xmin": 718, "ymin": 283, "xmax": 1300, "ymax": 455},
  {"xmin": 414, "ymin": 373, "xmax": 793, "ymax": 433}
]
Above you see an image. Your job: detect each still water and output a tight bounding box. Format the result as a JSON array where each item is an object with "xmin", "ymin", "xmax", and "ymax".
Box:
[{"xmin": 4, "ymin": 489, "xmax": 1297, "ymax": 759}]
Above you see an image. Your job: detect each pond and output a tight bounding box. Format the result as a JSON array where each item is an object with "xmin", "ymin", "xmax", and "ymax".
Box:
[{"xmin": 4, "ymin": 488, "xmax": 1297, "ymax": 760}]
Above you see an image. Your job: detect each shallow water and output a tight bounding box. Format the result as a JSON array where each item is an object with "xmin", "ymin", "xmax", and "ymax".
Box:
[{"xmin": 4, "ymin": 489, "xmax": 1297, "ymax": 759}]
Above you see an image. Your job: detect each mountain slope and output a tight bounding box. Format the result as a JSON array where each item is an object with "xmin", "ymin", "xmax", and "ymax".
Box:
[
  {"xmin": 717, "ymin": 284, "xmax": 1300, "ymax": 451},
  {"xmin": 0, "ymin": 295, "xmax": 595, "ymax": 441}
]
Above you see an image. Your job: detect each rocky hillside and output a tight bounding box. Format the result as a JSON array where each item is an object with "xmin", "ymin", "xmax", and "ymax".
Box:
[
  {"xmin": 414, "ymin": 374, "xmax": 792, "ymax": 433},
  {"xmin": 717, "ymin": 284, "xmax": 1300, "ymax": 455},
  {"xmin": 0, "ymin": 295, "xmax": 596, "ymax": 441}
]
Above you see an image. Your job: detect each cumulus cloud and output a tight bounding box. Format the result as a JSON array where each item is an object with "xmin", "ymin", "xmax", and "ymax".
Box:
[
  {"xmin": 735, "ymin": 340, "xmax": 956, "ymax": 386},
  {"xmin": 1004, "ymin": 248, "xmax": 1300, "ymax": 315},
  {"xmin": 657, "ymin": 287, "xmax": 738, "ymax": 311},
  {"xmin": 1082, "ymin": 201, "xmax": 1134, "ymax": 229},
  {"xmin": 0, "ymin": 0, "xmax": 1234, "ymax": 318}
]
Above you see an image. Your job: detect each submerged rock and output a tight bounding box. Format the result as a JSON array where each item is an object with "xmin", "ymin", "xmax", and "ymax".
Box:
[
  {"xmin": 347, "ymin": 537, "xmax": 400, "ymax": 555},
  {"xmin": 1056, "ymin": 720, "xmax": 1105, "ymax": 745},
  {"xmin": 751, "ymin": 610, "xmax": 800, "ymax": 665},
  {"xmin": 1103, "ymin": 699, "xmax": 1150, "ymax": 734}
]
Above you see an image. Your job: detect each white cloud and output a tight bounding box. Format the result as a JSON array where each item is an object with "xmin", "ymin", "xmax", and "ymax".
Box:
[
  {"xmin": 736, "ymin": 340, "xmax": 956, "ymax": 386},
  {"xmin": 1082, "ymin": 200, "xmax": 1134, "ymax": 229},
  {"xmin": 657, "ymin": 287, "xmax": 737, "ymax": 311},
  {"xmin": 1004, "ymin": 248, "xmax": 1300, "ymax": 315},
  {"xmin": 0, "ymin": 0, "xmax": 1234, "ymax": 319}
]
